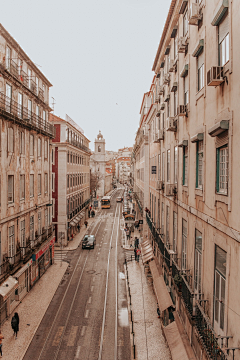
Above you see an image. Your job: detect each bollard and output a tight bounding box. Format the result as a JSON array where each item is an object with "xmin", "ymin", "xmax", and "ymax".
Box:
[
  {"xmin": 132, "ymin": 320, "xmax": 134, "ymax": 334},
  {"xmin": 133, "ymin": 344, "xmax": 136, "ymax": 359},
  {"xmin": 129, "ymin": 294, "xmax": 131, "ymax": 305}
]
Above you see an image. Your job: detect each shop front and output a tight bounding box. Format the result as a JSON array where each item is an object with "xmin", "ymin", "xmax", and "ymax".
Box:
[
  {"xmin": 14, "ymin": 259, "xmax": 32, "ymax": 302},
  {"xmin": 31, "ymin": 237, "xmax": 55, "ymax": 287},
  {"xmin": 0, "ymin": 276, "xmax": 18, "ymax": 324}
]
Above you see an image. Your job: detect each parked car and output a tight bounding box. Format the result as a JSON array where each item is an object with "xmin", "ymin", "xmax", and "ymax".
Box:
[
  {"xmin": 116, "ymin": 197, "xmax": 123, "ymax": 202},
  {"xmin": 82, "ymin": 235, "xmax": 96, "ymax": 249}
]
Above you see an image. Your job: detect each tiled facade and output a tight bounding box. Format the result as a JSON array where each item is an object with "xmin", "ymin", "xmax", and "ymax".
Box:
[
  {"xmin": 0, "ymin": 24, "xmax": 55, "ymax": 323},
  {"xmin": 132, "ymin": 1, "xmax": 240, "ymax": 359}
]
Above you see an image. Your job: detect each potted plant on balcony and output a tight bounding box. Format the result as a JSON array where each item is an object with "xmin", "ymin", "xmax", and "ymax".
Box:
[{"xmin": 173, "ymin": 273, "xmax": 183, "ymax": 291}]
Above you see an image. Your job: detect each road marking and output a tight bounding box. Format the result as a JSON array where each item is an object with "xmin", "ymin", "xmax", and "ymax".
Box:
[
  {"xmin": 85, "ymin": 309, "xmax": 89, "ymax": 318},
  {"xmin": 91, "ymin": 285, "xmax": 94, "ymax": 292},
  {"xmin": 88, "ymin": 296, "xmax": 92, "ymax": 304},
  {"xmin": 81, "ymin": 326, "xmax": 86, "ymax": 336},
  {"xmin": 67, "ymin": 326, "xmax": 78, "ymax": 346},
  {"xmin": 52, "ymin": 326, "xmax": 64, "ymax": 346},
  {"xmin": 75, "ymin": 346, "xmax": 81, "ymax": 358}
]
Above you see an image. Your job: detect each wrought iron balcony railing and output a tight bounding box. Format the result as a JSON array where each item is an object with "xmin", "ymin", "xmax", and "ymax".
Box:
[
  {"xmin": 66, "ymin": 138, "xmax": 91, "ymax": 154},
  {"xmin": 0, "ymin": 92, "xmax": 55, "ymax": 138},
  {"xmin": 68, "ymin": 198, "xmax": 90, "ymax": 220}
]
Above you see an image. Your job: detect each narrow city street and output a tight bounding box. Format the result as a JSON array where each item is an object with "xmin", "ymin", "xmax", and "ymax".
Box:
[{"xmin": 23, "ymin": 189, "xmax": 131, "ymax": 360}]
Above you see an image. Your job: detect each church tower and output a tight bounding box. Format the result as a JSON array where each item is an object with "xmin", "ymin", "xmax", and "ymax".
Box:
[{"xmin": 91, "ymin": 131, "xmax": 106, "ymax": 197}]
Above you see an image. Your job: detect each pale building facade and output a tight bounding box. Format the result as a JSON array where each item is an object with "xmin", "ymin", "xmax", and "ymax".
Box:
[
  {"xmin": 50, "ymin": 114, "xmax": 91, "ymax": 246},
  {"xmin": 133, "ymin": 1, "xmax": 240, "ymax": 359},
  {"xmin": 0, "ymin": 24, "xmax": 55, "ymax": 323}
]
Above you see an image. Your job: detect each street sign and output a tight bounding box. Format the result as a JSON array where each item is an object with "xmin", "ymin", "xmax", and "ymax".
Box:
[{"xmin": 151, "ymin": 166, "xmax": 157, "ymax": 174}]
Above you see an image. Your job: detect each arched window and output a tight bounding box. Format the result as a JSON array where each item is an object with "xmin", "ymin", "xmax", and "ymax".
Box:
[{"xmin": 98, "ymin": 145, "xmax": 101, "ymax": 152}]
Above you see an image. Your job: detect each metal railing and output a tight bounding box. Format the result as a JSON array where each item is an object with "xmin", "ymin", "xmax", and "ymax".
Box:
[
  {"xmin": 0, "ymin": 92, "xmax": 55, "ymax": 138},
  {"xmin": 68, "ymin": 198, "xmax": 90, "ymax": 220},
  {"xmin": 195, "ymin": 301, "xmax": 228, "ymax": 360},
  {"xmin": 66, "ymin": 138, "xmax": 91, "ymax": 153},
  {"xmin": 181, "ymin": 275, "xmax": 194, "ymax": 315}
]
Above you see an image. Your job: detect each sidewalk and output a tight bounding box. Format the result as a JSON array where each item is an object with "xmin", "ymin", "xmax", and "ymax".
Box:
[
  {"xmin": 126, "ymin": 259, "xmax": 171, "ymax": 360},
  {"xmin": 1, "ymin": 261, "xmax": 68, "ymax": 360}
]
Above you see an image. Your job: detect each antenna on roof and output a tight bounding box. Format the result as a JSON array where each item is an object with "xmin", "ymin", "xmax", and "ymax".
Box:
[{"xmin": 51, "ymin": 97, "xmax": 56, "ymax": 113}]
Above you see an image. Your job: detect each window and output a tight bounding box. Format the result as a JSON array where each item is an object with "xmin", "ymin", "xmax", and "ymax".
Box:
[
  {"xmin": 219, "ymin": 13, "xmax": 229, "ymax": 66},
  {"xmin": 167, "ymin": 99, "xmax": 170, "ymax": 117},
  {"xmin": 174, "ymin": 32, "xmax": 178, "ymax": 59},
  {"xmin": 217, "ymin": 146, "xmax": 228, "ymax": 194},
  {"xmin": 30, "ymin": 215, "xmax": 34, "ymax": 244},
  {"xmin": 162, "ymin": 152, "xmax": 165, "ymax": 181},
  {"xmin": 194, "ymin": 230, "xmax": 202, "ymax": 294},
  {"xmin": 183, "ymin": 9, "xmax": 188, "ymax": 37},
  {"xmin": 28, "ymin": 99, "xmax": 32, "ymax": 119},
  {"xmin": 44, "ymin": 173, "xmax": 48, "ymax": 194},
  {"xmin": 30, "ymin": 174, "xmax": 34, "ymax": 197},
  {"xmin": 28, "ymin": 69, "xmax": 31, "ymax": 89},
  {"xmin": 67, "ymin": 175, "xmax": 69, "ymax": 188},
  {"xmin": 182, "ymin": 219, "xmax": 187, "ymax": 270},
  {"xmin": 8, "ymin": 127, "xmax": 14, "ymax": 153},
  {"xmin": 38, "ymin": 212, "xmax": 42, "ymax": 236},
  {"xmin": 173, "ymin": 212, "xmax": 177, "ymax": 252},
  {"xmin": 38, "ymin": 138, "xmax": 41, "ymax": 158},
  {"xmin": 184, "ymin": 75, "xmax": 189, "ymax": 105},
  {"xmin": 20, "ymin": 175, "xmax": 25, "ymax": 200},
  {"xmin": 214, "ymin": 246, "xmax": 226, "ymax": 331},
  {"xmin": 174, "ymin": 91, "xmax": 177, "ymax": 116},
  {"xmin": 44, "ymin": 140, "xmax": 48, "ymax": 159},
  {"xmin": 198, "ymin": 51, "xmax": 204, "ymax": 91},
  {"xmin": 43, "ymin": 110, "xmax": 46, "ymax": 125},
  {"xmin": 195, "ymin": 140, "xmax": 203, "ymax": 189},
  {"xmin": 20, "ymin": 220, "xmax": 26, "ymax": 248},
  {"xmin": 166, "ymin": 206, "xmax": 170, "ymax": 245},
  {"xmin": 183, "ymin": 146, "xmax": 188, "ymax": 186},
  {"xmin": 5, "ymin": 83, "xmax": 12, "ymax": 112},
  {"xmin": 174, "ymin": 146, "xmax": 178, "ymax": 184},
  {"xmin": 18, "ymin": 93, "xmax": 23, "ymax": 118},
  {"xmin": 6, "ymin": 46, "xmax": 11, "ymax": 70},
  {"xmin": 38, "ymin": 174, "xmax": 41, "ymax": 195},
  {"xmin": 8, "ymin": 225, "xmax": 15, "ymax": 258},
  {"xmin": 20, "ymin": 131, "xmax": 25, "ymax": 155},
  {"xmin": 30, "ymin": 135, "xmax": 34, "ymax": 156},
  {"xmin": 167, "ymin": 150, "xmax": 170, "ymax": 182},
  {"xmin": 162, "ymin": 112, "xmax": 165, "ymax": 129},
  {"xmin": 8, "ymin": 175, "xmax": 14, "ymax": 203},
  {"xmin": 52, "ymin": 173, "xmax": 55, "ymax": 192},
  {"xmin": 161, "ymin": 202, "xmax": 164, "ymax": 239},
  {"xmin": 42, "ymin": 84, "xmax": 45, "ymax": 99},
  {"xmin": 158, "ymin": 154, "xmax": 161, "ymax": 180}
]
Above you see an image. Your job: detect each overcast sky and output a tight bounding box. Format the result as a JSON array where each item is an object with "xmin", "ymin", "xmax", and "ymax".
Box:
[{"xmin": 1, "ymin": 0, "xmax": 171, "ymax": 151}]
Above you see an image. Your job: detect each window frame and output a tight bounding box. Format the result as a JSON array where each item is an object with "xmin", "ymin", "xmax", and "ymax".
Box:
[
  {"xmin": 216, "ymin": 145, "xmax": 228, "ymax": 195},
  {"xmin": 196, "ymin": 140, "xmax": 203, "ymax": 189}
]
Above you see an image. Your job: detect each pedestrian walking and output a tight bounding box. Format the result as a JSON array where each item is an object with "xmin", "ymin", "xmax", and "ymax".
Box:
[
  {"xmin": 71, "ymin": 233, "xmax": 73, "ymax": 241},
  {"xmin": 91, "ymin": 210, "xmax": 95, "ymax": 217},
  {"xmin": 136, "ymin": 248, "xmax": 141, "ymax": 262},
  {"xmin": 0, "ymin": 330, "xmax": 4, "ymax": 357},
  {"xmin": 84, "ymin": 220, "xmax": 88, "ymax": 228},
  {"xmin": 77, "ymin": 224, "xmax": 80, "ymax": 232},
  {"xmin": 134, "ymin": 247, "xmax": 137, "ymax": 261},
  {"xmin": 134, "ymin": 236, "xmax": 139, "ymax": 248},
  {"xmin": 11, "ymin": 312, "xmax": 19, "ymax": 339}
]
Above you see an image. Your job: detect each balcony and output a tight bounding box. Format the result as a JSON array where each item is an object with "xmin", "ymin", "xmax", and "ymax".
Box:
[
  {"xmin": 0, "ymin": 92, "xmax": 55, "ymax": 138},
  {"xmin": 38, "ymin": 88, "xmax": 44, "ymax": 102},
  {"xmin": 66, "ymin": 138, "xmax": 91, "ymax": 154},
  {"xmin": 19, "ymin": 69, "xmax": 28, "ymax": 87},
  {"xmin": 30, "ymin": 79, "xmax": 37, "ymax": 95}
]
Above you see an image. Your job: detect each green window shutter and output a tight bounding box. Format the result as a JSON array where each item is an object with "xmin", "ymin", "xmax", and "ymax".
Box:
[
  {"xmin": 196, "ymin": 142, "xmax": 199, "ymax": 188},
  {"xmin": 216, "ymin": 148, "xmax": 220, "ymax": 192},
  {"xmin": 183, "ymin": 148, "xmax": 185, "ymax": 185}
]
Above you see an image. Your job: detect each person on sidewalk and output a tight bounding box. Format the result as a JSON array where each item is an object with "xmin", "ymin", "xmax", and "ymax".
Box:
[
  {"xmin": 136, "ymin": 247, "xmax": 141, "ymax": 262},
  {"xmin": 0, "ymin": 330, "xmax": 4, "ymax": 357},
  {"xmin": 134, "ymin": 247, "xmax": 137, "ymax": 261},
  {"xmin": 134, "ymin": 237, "xmax": 139, "ymax": 248},
  {"xmin": 84, "ymin": 220, "xmax": 88, "ymax": 228},
  {"xmin": 77, "ymin": 224, "xmax": 80, "ymax": 232},
  {"xmin": 11, "ymin": 312, "xmax": 19, "ymax": 339},
  {"xmin": 71, "ymin": 233, "xmax": 74, "ymax": 241}
]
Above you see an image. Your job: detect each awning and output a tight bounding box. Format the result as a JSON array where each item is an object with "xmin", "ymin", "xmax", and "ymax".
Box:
[
  {"xmin": 14, "ymin": 260, "xmax": 32, "ymax": 279},
  {"xmin": 75, "ymin": 216, "xmax": 81, "ymax": 222},
  {"xmin": 211, "ymin": 0, "xmax": 228, "ymax": 26},
  {"xmin": 149, "ymin": 260, "xmax": 159, "ymax": 282},
  {"xmin": 192, "ymin": 39, "xmax": 204, "ymax": 57},
  {"xmin": 153, "ymin": 275, "xmax": 173, "ymax": 313},
  {"xmin": 208, "ymin": 120, "xmax": 229, "ymax": 137},
  {"xmin": 70, "ymin": 221, "xmax": 75, "ymax": 227},
  {"xmin": 142, "ymin": 252, "xmax": 154, "ymax": 264},
  {"xmin": 163, "ymin": 321, "xmax": 189, "ymax": 360},
  {"xmin": 180, "ymin": 64, "xmax": 188, "ymax": 78},
  {"xmin": 0, "ymin": 276, "xmax": 18, "ymax": 301},
  {"xmin": 141, "ymin": 240, "xmax": 151, "ymax": 247},
  {"xmin": 142, "ymin": 247, "xmax": 153, "ymax": 257},
  {"xmin": 191, "ymin": 132, "xmax": 204, "ymax": 143},
  {"xmin": 171, "ymin": 82, "xmax": 178, "ymax": 92}
]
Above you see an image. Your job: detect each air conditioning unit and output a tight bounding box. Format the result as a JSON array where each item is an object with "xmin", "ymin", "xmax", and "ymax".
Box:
[
  {"xmin": 158, "ymin": 85, "xmax": 164, "ymax": 95},
  {"xmin": 160, "ymin": 103, "xmax": 165, "ymax": 110},
  {"xmin": 166, "ymin": 117, "xmax": 177, "ymax": 132},
  {"xmin": 163, "ymin": 74, "xmax": 170, "ymax": 85},
  {"xmin": 157, "ymin": 130, "xmax": 164, "ymax": 141},
  {"xmin": 178, "ymin": 37, "xmax": 187, "ymax": 53},
  {"xmin": 166, "ymin": 184, "xmax": 177, "ymax": 196},
  {"xmin": 177, "ymin": 105, "xmax": 187, "ymax": 117},
  {"xmin": 207, "ymin": 66, "xmax": 224, "ymax": 86},
  {"xmin": 189, "ymin": 3, "xmax": 202, "ymax": 25},
  {"xmin": 156, "ymin": 180, "xmax": 164, "ymax": 190},
  {"xmin": 169, "ymin": 60, "xmax": 175, "ymax": 72}
]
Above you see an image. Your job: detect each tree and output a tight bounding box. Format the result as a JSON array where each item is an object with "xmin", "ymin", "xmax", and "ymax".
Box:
[{"xmin": 90, "ymin": 170, "xmax": 104, "ymax": 197}]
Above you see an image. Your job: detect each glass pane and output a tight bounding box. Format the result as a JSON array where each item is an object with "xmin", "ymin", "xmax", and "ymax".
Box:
[
  {"xmin": 195, "ymin": 230, "xmax": 202, "ymax": 252},
  {"xmin": 220, "ymin": 277, "xmax": 225, "ymax": 330},
  {"xmin": 216, "ymin": 246, "xmax": 227, "ymax": 277},
  {"xmin": 215, "ymin": 271, "xmax": 220, "ymax": 322}
]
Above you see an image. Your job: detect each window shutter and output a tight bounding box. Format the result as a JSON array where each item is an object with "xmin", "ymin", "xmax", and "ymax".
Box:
[
  {"xmin": 219, "ymin": 13, "xmax": 229, "ymax": 44},
  {"xmin": 216, "ymin": 148, "xmax": 220, "ymax": 192},
  {"xmin": 216, "ymin": 130, "xmax": 228, "ymax": 148},
  {"xmin": 198, "ymin": 51, "xmax": 204, "ymax": 69}
]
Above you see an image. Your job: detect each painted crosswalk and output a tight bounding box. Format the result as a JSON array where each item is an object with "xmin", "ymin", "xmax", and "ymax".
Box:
[{"xmin": 54, "ymin": 249, "xmax": 69, "ymax": 262}]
